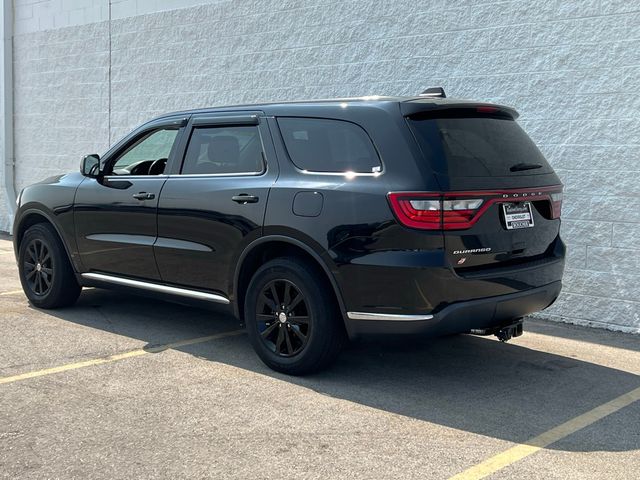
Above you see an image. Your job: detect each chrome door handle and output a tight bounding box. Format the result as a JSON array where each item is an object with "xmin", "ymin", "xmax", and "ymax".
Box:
[
  {"xmin": 232, "ymin": 194, "xmax": 259, "ymax": 204},
  {"xmin": 133, "ymin": 192, "xmax": 155, "ymax": 200}
]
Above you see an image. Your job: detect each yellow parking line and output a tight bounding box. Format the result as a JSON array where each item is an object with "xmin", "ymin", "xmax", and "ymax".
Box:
[
  {"xmin": 448, "ymin": 386, "xmax": 640, "ymax": 480},
  {"xmin": 0, "ymin": 329, "xmax": 245, "ymax": 385},
  {"xmin": 0, "ymin": 289, "xmax": 24, "ymax": 296}
]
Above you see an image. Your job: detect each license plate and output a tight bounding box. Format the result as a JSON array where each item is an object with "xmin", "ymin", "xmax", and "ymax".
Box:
[{"xmin": 502, "ymin": 202, "xmax": 534, "ymax": 230}]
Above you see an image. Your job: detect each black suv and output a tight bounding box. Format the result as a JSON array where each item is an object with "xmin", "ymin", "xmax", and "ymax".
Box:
[{"xmin": 13, "ymin": 92, "xmax": 565, "ymax": 374}]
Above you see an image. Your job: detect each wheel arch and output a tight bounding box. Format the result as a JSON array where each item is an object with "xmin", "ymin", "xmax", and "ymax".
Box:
[
  {"xmin": 14, "ymin": 209, "xmax": 77, "ymax": 271},
  {"xmin": 233, "ymin": 235, "xmax": 347, "ymax": 327}
]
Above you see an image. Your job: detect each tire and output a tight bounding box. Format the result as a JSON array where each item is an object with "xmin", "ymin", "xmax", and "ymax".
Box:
[
  {"xmin": 18, "ymin": 223, "xmax": 81, "ymax": 309},
  {"xmin": 244, "ymin": 257, "xmax": 346, "ymax": 375}
]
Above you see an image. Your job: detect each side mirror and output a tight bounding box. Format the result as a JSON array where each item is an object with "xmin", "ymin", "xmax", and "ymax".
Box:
[{"xmin": 80, "ymin": 154, "xmax": 101, "ymax": 178}]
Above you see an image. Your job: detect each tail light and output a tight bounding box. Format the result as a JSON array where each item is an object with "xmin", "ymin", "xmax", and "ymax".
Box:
[
  {"xmin": 550, "ymin": 192, "xmax": 563, "ymax": 219},
  {"xmin": 388, "ymin": 193, "xmax": 484, "ymax": 230},
  {"xmin": 388, "ymin": 186, "xmax": 563, "ymax": 230}
]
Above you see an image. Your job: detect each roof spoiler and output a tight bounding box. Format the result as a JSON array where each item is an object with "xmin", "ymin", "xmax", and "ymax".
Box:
[
  {"xmin": 419, "ymin": 87, "xmax": 446, "ymax": 98},
  {"xmin": 400, "ymin": 101, "xmax": 519, "ymax": 119}
]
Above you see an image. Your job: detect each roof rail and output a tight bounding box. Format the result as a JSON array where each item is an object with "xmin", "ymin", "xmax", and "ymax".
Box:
[{"xmin": 419, "ymin": 87, "xmax": 446, "ymax": 98}]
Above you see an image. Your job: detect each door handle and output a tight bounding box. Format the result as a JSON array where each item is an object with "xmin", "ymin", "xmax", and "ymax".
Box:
[
  {"xmin": 133, "ymin": 192, "xmax": 155, "ymax": 200},
  {"xmin": 232, "ymin": 194, "xmax": 259, "ymax": 204}
]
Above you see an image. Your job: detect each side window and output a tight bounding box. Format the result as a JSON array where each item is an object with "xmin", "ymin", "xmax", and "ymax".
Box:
[
  {"xmin": 110, "ymin": 128, "xmax": 179, "ymax": 175},
  {"xmin": 277, "ymin": 117, "xmax": 381, "ymax": 173},
  {"xmin": 181, "ymin": 126, "xmax": 264, "ymax": 175}
]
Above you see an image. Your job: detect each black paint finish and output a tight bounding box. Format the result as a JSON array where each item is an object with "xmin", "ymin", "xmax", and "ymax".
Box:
[
  {"xmin": 74, "ymin": 176, "xmax": 167, "ymax": 280},
  {"xmin": 293, "ymin": 191, "xmax": 324, "ymax": 217},
  {"xmin": 154, "ymin": 114, "xmax": 278, "ymax": 293},
  {"xmin": 13, "ymin": 95, "xmax": 565, "ymax": 339}
]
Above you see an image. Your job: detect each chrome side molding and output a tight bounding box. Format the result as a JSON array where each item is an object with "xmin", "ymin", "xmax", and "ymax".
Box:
[
  {"xmin": 347, "ymin": 311, "xmax": 434, "ymax": 321},
  {"xmin": 81, "ymin": 272, "xmax": 230, "ymax": 304}
]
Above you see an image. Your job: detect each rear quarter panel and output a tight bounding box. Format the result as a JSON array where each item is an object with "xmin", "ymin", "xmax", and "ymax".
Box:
[{"xmin": 263, "ymin": 104, "xmax": 445, "ymax": 313}]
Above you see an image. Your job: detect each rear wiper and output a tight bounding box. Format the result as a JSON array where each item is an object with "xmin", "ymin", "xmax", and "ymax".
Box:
[{"xmin": 510, "ymin": 162, "xmax": 543, "ymax": 172}]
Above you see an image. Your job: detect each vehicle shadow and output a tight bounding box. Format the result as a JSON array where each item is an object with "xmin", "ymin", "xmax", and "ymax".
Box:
[
  {"xmin": 41, "ymin": 287, "xmax": 640, "ymax": 454},
  {"xmin": 527, "ymin": 316, "xmax": 640, "ymax": 352}
]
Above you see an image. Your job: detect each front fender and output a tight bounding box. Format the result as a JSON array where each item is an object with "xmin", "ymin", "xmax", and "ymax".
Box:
[{"xmin": 13, "ymin": 173, "xmax": 84, "ymax": 271}]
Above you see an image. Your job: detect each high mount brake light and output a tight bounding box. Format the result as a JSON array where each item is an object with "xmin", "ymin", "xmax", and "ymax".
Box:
[
  {"xmin": 476, "ymin": 106, "xmax": 499, "ymax": 113},
  {"xmin": 388, "ymin": 187, "xmax": 563, "ymax": 230}
]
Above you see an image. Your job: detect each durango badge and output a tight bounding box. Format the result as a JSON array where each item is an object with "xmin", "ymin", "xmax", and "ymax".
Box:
[{"xmin": 453, "ymin": 248, "xmax": 492, "ymax": 255}]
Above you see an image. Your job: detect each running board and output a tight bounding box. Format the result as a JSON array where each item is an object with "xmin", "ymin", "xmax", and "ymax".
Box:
[{"xmin": 81, "ymin": 272, "xmax": 230, "ymax": 304}]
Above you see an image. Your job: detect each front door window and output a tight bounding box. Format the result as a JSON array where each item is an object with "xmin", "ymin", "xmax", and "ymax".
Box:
[{"xmin": 111, "ymin": 128, "xmax": 179, "ymax": 176}]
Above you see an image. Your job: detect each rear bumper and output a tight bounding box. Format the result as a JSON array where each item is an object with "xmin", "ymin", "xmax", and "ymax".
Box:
[{"xmin": 346, "ymin": 280, "xmax": 562, "ymax": 337}]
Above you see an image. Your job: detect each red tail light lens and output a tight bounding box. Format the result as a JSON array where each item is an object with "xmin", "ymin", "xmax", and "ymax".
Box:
[
  {"xmin": 388, "ymin": 193, "xmax": 484, "ymax": 230},
  {"xmin": 389, "ymin": 194, "xmax": 441, "ymax": 229},
  {"xmin": 388, "ymin": 186, "xmax": 563, "ymax": 230}
]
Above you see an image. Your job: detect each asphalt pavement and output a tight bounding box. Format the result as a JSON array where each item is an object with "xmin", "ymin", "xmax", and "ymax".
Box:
[{"xmin": 1, "ymin": 235, "xmax": 638, "ymax": 479}]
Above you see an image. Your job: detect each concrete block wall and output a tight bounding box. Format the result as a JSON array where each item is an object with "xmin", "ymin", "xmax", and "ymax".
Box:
[
  {"xmin": 13, "ymin": 0, "xmax": 107, "ymax": 34},
  {"xmin": 12, "ymin": 0, "xmax": 227, "ymax": 34},
  {"xmin": 0, "ymin": 1, "xmax": 9, "ymax": 232},
  {"xmin": 2, "ymin": 0, "xmax": 639, "ymax": 333},
  {"xmin": 12, "ymin": 20, "xmax": 110, "ymax": 190}
]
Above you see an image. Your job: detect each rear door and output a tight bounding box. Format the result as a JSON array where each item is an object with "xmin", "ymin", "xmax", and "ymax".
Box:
[
  {"xmin": 154, "ymin": 112, "xmax": 278, "ymax": 294},
  {"xmin": 407, "ymin": 108, "xmax": 563, "ymax": 271}
]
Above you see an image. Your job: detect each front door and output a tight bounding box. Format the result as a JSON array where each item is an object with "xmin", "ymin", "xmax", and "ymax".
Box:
[
  {"xmin": 74, "ymin": 119, "xmax": 186, "ymax": 280},
  {"xmin": 155, "ymin": 113, "xmax": 277, "ymax": 295}
]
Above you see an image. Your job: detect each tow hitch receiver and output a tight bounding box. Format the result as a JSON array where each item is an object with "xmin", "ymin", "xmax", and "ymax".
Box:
[
  {"xmin": 471, "ymin": 319, "xmax": 524, "ymax": 341},
  {"xmin": 495, "ymin": 319, "xmax": 524, "ymax": 342}
]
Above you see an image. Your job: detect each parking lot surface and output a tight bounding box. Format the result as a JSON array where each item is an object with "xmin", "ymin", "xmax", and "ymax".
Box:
[{"xmin": 1, "ymin": 234, "xmax": 639, "ymax": 479}]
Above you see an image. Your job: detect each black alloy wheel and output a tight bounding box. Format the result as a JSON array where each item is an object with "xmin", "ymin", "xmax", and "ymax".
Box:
[
  {"xmin": 256, "ymin": 279, "xmax": 311, "ymax": 357},
  {"xmin": 23, "ymin": 238, "xmax": 54, "ymax": 296},
  {"xmin": 245, "ymin": 257, "xmax": 346, "ymax": 375},
  {"xmin": 18, "ymin": 223, "xmax": 81, "ymax": 309}
]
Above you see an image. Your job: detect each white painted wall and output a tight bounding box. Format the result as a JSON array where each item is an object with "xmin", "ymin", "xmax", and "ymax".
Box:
[
  {"xmin": 2, "ymin": 0, "xmax": 639, "ymax": 333},
  {"xmin": 0, "ymin": 3, "xmax": 5, "ymax": 219},
  {"xmin": 12, "ymin": 0, "xmax": 228, "ymax": 34},
  {"xmin": 1, "ymin": 0, "xmax": 14, "ymax": 231}
]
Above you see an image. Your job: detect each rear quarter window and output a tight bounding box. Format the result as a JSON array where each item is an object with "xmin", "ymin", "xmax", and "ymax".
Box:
[{"xmin": 277, "ymin": 117, "xmax": 381, "ymax": 173}]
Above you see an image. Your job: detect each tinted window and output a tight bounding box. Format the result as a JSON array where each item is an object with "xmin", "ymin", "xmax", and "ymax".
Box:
[
  {"xmin": 181, "ymin": 126, "xmax": 264, "ymax": 175},
  {"xmin": 278, "ymin": 118, "xmax": 381, "ymax": 173},
  {"xmin": 112, "ymin": 128, "xmax": 179, "ymax": 175},
  {"xmin": 408, "ymin": 116, "xmax": 553, "ymax": 177}
]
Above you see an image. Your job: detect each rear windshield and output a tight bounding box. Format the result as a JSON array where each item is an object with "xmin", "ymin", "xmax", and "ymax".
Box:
[{"xmin": 408, "ymin": 116, "xmax": 553, "ymax": 177}]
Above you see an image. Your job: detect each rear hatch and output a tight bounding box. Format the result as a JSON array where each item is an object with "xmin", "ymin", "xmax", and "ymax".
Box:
[{"xmin": 402, "ymin": 102, "xmax": 563, "ymax": 273}]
